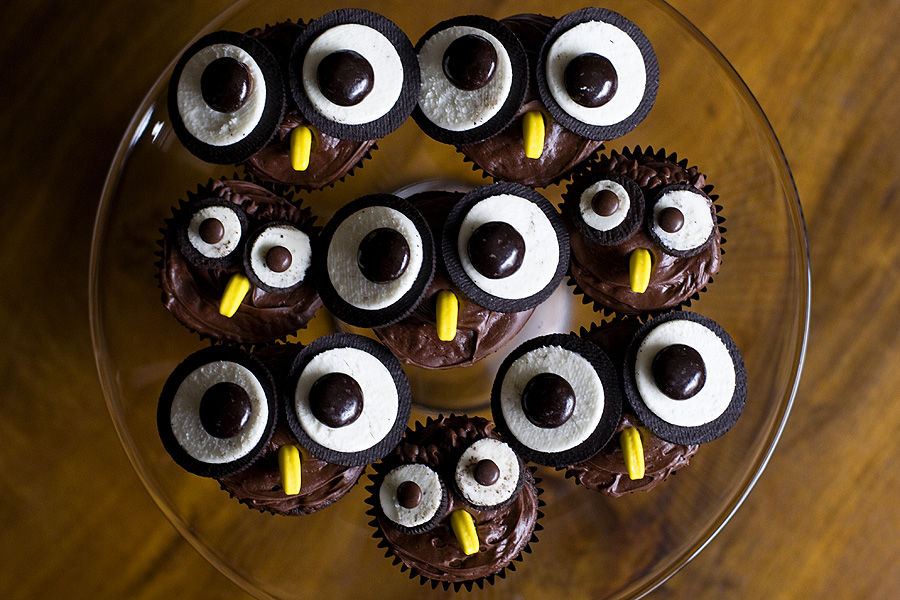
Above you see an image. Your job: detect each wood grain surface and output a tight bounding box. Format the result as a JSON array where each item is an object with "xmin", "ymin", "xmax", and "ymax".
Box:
[{"xmin": 1, "ymin": 0, "xmax": 896, "ymax": 598}]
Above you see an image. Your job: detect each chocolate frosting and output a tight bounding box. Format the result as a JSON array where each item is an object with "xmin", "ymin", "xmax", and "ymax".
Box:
[
  {"xmin": 567, "ymin": 148, "xmax": 721, "ymax": 314},
  {"xmin": 458, "ymin": 14, "xmax": 603, "ymax": 188},
  {"xmin": 241, "ymin": 21, "xmax": 376, "ymax": 189},
  {"xmin": 158, "ymin": 178, "xmax": 321, "ymax": 345},
  {"xmin": 374, "ymin": 191, "xmax": 534, "ymax": 369},
  {"xmin": 372, "ymin": 415, "xmax": 539, "ymax": 585}
]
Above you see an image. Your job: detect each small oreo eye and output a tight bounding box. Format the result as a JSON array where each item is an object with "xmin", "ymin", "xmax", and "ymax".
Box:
[
  {"xmin": 565, "ymin": 171, "xmax": 644, "ymax": 246},
  {"xmin": 378, "ymin": 463, "xmax": 448, "ymax": 533},
  {"xmin": 648, "ymin": 185, "xmax": 716, "ymax": 257},
  {"xmin": 453, "ymin": 438, "xmax": 524, "ymax": 510},
  {"xmin": 178, "ymin": 199, "xmax": 249, "ymax": 269},
  {"xmin": 244, "ymin": 222, "xmax": 313, "ymax": 292}
]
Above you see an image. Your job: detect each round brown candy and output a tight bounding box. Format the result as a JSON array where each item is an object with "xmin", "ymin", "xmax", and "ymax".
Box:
[
  {"xmin": 442, "ymin": 34, "xmax": 498, "ymax": 91},
  {"xmin": 658, "ymin": 207, "xmax": 685, "ymax": 233},
  {"xmin": 397, "ymin": 480, "xmax": 423, "ymax": 509},
  {"xmin": 308, "ymin": 372, "xmax": 364, "ymax": 428},
  {"xmin": 198, "ymin": 382, "xmax": 252, "ymax": 438},
  {"xmin": 467, "ymin": 221, "xmax": 526, "ymax": 279},
  {"xmin": 473, "ymin": 459, "xmax": 500, "ymax": 486},
  {"xmin": 265, "ymin": 245, "xmax": 292, "ymax": 273},
  {"xmin": 564, "ymin": 52, "xmax": 618, "ymax": 108},
  {"xmin": 317, "ymin": 49, "xmax": 375, "ymax": 107},
  {"xmin": 200, "ymin": 57, "xmax": 253, "ymax": 113},
  {"xmin": 521, "ymin": 373, "xmax": 576, "ymax": 428},
  {"xmin": 591, "ymin": 189, "xmax": 620, "ymax": 217},
  {"xmin": 652, "ymin": 344, "xmax": 707, "ymax": 400},
  {"xmin": 357, "ymin": 228, "xmax": 411, "ymax": 284},
  {"xmin": 198, "ymin": 217, "xmax": 225, "ymax": 244}
]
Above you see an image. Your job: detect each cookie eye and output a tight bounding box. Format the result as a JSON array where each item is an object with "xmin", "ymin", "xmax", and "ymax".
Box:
[
  {"xmin": 413, "ymin": 15, "xmax": 528, "ymax": 145},
  {"xmin": 564, "ymin": 171, "xmax": 644, "ymax": 246},
  {"xmin": 624, "ymin": 312, "xmax": 747, "ymax": 445},
  {"xmin": 157, "ymin": 347, "xmax": 277, "ymax": 478},
  {"xmin": 536, "ymin": 8, "xmax": 658, "ymax": 141},
  {"xmin": 443, "ymin": 183, "xmax": 568, "ymax": 313},
  {"xmin": 315, "ymin": 194, "xmax": 435, "ymax": 328},
  {"xmin": 378, "ymin": 463, "xmax": 448, "ymax": 533},
  {"xmin": 243, "ymin": 222, "xmax": 312, "ymax": 292},
  {"xmin": 168, "ymin": 31, "xmax": 285, "ymax": 164},
  {"xmin": 176, "ymin": 199, "xmax": 248, "ymax": 269},
  {"xmin": 285, "ymin": 333, "xmax": 412, "ymax": 466},
  {"xmin": 491, "ymin": 333, "xmax": 622, "ymax": 467},
  {"xmin": 647, "ymin": 185, "xmax": 717, "ymax": 257},
  {"xmin": 288, "ymin": 9, "xmax": 419, "ymax": 141},
  {"xmin": 453, "ymin": 438, "xmax": 524, "ymax": 510}
]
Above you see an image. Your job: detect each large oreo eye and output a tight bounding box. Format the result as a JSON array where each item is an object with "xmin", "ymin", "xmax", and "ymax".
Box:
[
  {"xmin": 289, "ymin": 9, "xmax": 420, "ymax": 141},
  {"xmin": 378, "ymin": 463, "xmax": 448, "ymax": 533},
  {"xmin": 176, "ymin": 199, "xmax": 249, "ymax": 269},
  {"xmin": 624, "ymin": 312, "xmax": 747, "ymax": 445},
  {"xmin": 491, "ymin": 333, "xmax": 622, "ymax": 467},
  {"xmin": 536, "ymin": 8, "xmax": 658, "ymax": 141},
  {"xmin": 157, "ymin": 347, "xmax": 277, "ymax": 478},
  {"xmin": 564, "ymin": 171, "xmax": 644, "ymax": 246},
  {"xmin": 285, "ymin": 333, "xmax": 412, "ymax": 466},
  {"xmin": 412, "ymin": 15, "xmax": 527, "ymax": 145},
  {"xmin": 647, "ymin": 185, "xmax": 717, "ymax": 257},
  {"xmin": 453, "ymin": 438, "xmax": 524, "ymax": 511},
  {"xmin": 243, "ymin": 222, "xmax": 313, "ymax": 292},
  {"xmin": 168, "ymin": 31, "xmax": 285, "ymax": 164},
  {"xmin": 315, "ymin": 194, "xmax": 435, "ymax": 328},
  {"xmin": 443, "ymin": 183, "xmax": 569, "ymax": 313}
]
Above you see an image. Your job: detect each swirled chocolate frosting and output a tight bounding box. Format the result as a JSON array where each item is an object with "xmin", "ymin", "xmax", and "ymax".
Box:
[
  {"xmin": 458, "ymin": 14, "xmax": 604, "ymax": 188},
  {"xmin": 158, "ymin": 178, "xmax": 321, "ymax": 345},
  {"xmin": 371, "ymin": 415, "xmax": 539, "ymax": 585},
  {"xmin": 374, "ymin": 191, "xmax": 534, "ymax": 369}
]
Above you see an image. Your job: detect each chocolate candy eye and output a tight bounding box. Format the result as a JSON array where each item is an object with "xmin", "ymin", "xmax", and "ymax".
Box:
[
  {"xmin": 648, "ymin": 184, "xmax": 717, "ymax": 257},
  {"xmin": 357, "ymin": 228, "xmax": 411, "ymax": 283},
  {"xmin": 378, "ymin": 463, "xmax": 447, "ymax": 533},
  {"xmin": 467, "ymin": 221, "xmax": 526, "ymax": 279},
  {"xmin": 565, "ymin": 172, "xmax": 644, "ymax": 247},
  {"xmin": 289, "ymin": 9, "xmax": 419, "ymax": 141},
  {"xmin": 308, "ymin": 372, "xmax": 364, "ymax": 428},
  {"xmin": 179, "ymin": 199, "xmax": 248, "ymax": 269},
  {"xmin": 521, "ymin": 373, "xmax": 576, "ymax": 428},
  {"xmin": 397, "ymin": 480, "xmax": 423, "ymax": 508},
  {"xmin": 244, "ymin": 222, "xmax": 313, "ymax": 292},
  {"xmin": 198, "ymin": 382, "xmax": 252, "ymax": 438},
  {"xmin": 453, "ymin": 438, "xmax": 524, "ymax": 510},
  {"xmin": 652, "ymin": 344, "xmax": 707, "ymax": 400},
  {"xmin": 592, "ymin": 189, "xmax": 620, "ymax": 217},
  {"xmin": 536, "ymin": 8, "xmax": 658, "ymax": 141},
  {"xmin": 169, "ymin": 30, "xmax": 284, "ymax": 164},
  {"xmin": 413, "ymin": 15, "xmax": 527, "ymax": 144}
]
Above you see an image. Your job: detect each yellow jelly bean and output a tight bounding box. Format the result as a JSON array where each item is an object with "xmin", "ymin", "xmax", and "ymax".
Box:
[
  {"xmin": 620, "ymin": 427, "xmax": 645, "ymax": 480},
  {"xmin": 522, "ymin": 110, "xmax": 545, "ymax": 159},
  {"xmin": 278, "ymin": 444, "xmax": 302, "ymax": 495},
  {"xmin": 450, "ymin": 509, "xmax": 479, "ymax": 556},
  {"xmin": 436, "ymin": 290, "xmax": 459, "ymax": 342},
  {"xmin": 290, "ymin": 126, "xmax": 312, "ymax": 172},
  {"xmin": 219, "ymin": 273, "xmax": 251, "ymax": 318},
  {"xmin": 629, "ymin": 248, "xmax": 652, "ymax": 294}
]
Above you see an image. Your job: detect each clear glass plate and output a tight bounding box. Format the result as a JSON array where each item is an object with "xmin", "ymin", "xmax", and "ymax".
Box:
[{"xmin": 89, "ymin": 0, "xmax": 809, "ymax": 598}]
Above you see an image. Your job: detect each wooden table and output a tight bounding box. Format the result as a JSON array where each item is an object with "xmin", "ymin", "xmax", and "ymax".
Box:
[{"xmin": 2, "ymin": 0, "xmax": 895, "ymax": 598}]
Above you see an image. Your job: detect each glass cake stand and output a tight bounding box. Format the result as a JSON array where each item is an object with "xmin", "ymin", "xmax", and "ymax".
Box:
[{"xmin": 89, "ymin": 0, "xmax": 810, "ymax": 598}]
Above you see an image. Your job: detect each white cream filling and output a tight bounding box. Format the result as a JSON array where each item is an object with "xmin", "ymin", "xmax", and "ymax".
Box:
[
  {"xmin": 545, "ymin": 21, "xmax": 647, "ymax": 127},
  {"xmin": 169, "ymin": 360, "xmax": 269, "ymax": 464},
  {"xmin": 248, "ymin": 225, "xmax": 311, "ymax": 289},
  {"xmin": 326, "ymin": 206, "xmax": 424, "ymax": 311},
  {"xmin": 651, "ymin": 188, "xmax": 715, "ymax": 252},
  {"xmin": 579, "ymin": 180, "xmax": 631, "ymax": 232},
  {"xmin": 380, "ymin": 464, "xmax": 443, "ymax": 528},
  {"xmin": 293, "ymin": 347, "xmax": 399, "ymax": 453},
  {"xmin": 176, "ymin": 43, "xmax": 267, "ymax": 146},
  {"xmin": 634, "ymin": 319, "xmax": 736, "ymax": 427},
  {"xmin": 454, "ymin": 438, "xmax": 520, "ymax": 507},
  {"xmin": 187, "ymin": 205, "xmax": 243, "ymax": 258},
  {"xmin": 457, "ymin": 194, "xmax": 559, "ymax": 300},
  {"xmin": 302, "ymin": 24, "xmax": 404, "ymax": 125},
  {"xmin": 417, "ymin": 25, "xmax": 514, "ymax": 132},
  {"xmin": 500, "ymin": 345, "xmax": 605, "ymax": 453}
]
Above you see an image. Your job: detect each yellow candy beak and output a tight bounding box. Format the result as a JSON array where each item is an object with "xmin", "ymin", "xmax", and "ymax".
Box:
[
  {"xmin": 290, "ymin": 125, "xmax": 312, "ymax": 172},
  {"xmin": 450, "ymin": 508, "xmax": 479, "ymax": 556},
  {"xmin": 620, "ymin": 427, "xmax": 646, "ymax": 480},
  {"xmin": 629, "ymin": 248, "xmax": 652, "ymax": 294},
  {"xmin": 219, "ymin": 273, "xmax": 251, "ymax": 318},
  {"xmin": 436, "ymin": 290, "xmax": 459, "ymax": 342},
  {"xmin": 522, "ymin": 110, "xmax": 545, "ymax": 159},
  {"xmin": 278, "ymin": 444, "xmax": 302, "ymax": 495}
]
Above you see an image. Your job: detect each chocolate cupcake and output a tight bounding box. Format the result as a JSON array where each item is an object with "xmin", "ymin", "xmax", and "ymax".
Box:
[
  {"xmin": 372, "ymin": 183, "xmax": 568, "ymax": 369},
  {"xmin": 157, "ymin": 177, "xmax": 321, "ymax": 345},
  {"xmin": 367, "ymin": 415, "xmax": 542, "ymax": 590},
  {"xmin": 563, "ymin": 146, "xmax": 724, "ymax": 316},
  {"xmin": 413, "ymin": 9, "xmax": 658, "ymax": 187}
]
